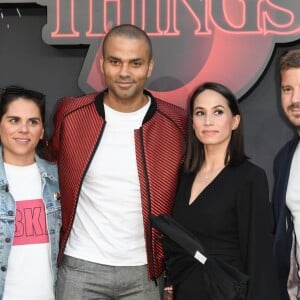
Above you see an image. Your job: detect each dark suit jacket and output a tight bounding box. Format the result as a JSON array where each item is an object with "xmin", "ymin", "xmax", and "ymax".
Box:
[{"xmin": 273, "ymin": 136, "xmax": 299, "ymax": 300}]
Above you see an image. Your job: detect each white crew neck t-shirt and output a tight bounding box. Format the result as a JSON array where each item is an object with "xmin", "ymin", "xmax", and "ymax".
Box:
[{"xmin": 65, "ymin": 100, "xmax": 151, "ymax": 266}]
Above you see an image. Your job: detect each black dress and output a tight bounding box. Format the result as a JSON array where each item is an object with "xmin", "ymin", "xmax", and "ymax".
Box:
[{"xmin": 168, "ymin": 160, "xmax": 279, "ymax": 300}]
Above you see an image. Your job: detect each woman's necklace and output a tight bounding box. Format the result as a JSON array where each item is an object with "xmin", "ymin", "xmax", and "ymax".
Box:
[{"xmin": 204, "ymin": 173, "xmax": 210, "ymax": 181}]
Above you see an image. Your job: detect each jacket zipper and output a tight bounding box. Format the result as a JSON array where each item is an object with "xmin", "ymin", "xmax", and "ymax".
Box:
[{"xmin": 138, "ymin": 128, "xmax": 156, "ymax": 282}]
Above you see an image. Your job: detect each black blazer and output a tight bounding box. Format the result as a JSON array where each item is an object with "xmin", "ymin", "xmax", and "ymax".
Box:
[{"xmin": 272, "ymin": 136, "xmax": 299, "ymax": 300}]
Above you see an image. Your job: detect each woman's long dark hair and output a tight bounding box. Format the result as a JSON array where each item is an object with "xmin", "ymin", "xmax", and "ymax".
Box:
[
  {"xmin": 184, "ymin": 82, "xmax": 247, "ymax": 173},
  {"xmin": 0, "ymin": 85, "xmax": 50, "ymax": 160}
]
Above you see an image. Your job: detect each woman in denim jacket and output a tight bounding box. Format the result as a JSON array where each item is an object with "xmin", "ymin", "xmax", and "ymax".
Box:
[{"xmin": 0, "ymin": 86, "xmax": 61, "ymax": 300}]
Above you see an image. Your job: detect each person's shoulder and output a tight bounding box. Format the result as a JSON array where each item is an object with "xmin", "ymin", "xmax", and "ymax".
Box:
[
  {"xmin": 155, "ymin": 97, "xmax": 187, "ymax": 118},
  {"xmin": 233, "ymin": 160, "xmax": 266, "ymax": 180},
  {"xmin": 153, "ymin": 97, "xmax": 187, "ymax": 135},
  {"xmin": 36, "ymin": 157, "xmax": 58, "ymax": 179},
  {"xmin": 57, "ymin": 92, "xmax": 99, "ymax": 113},
  {"xmin": 275, "ymin": 136, "xmax": 298, "ymax": 159}
]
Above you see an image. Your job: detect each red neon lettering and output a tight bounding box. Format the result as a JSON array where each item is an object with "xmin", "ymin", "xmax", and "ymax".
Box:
[
  {"xmin": 49, "ymin": 0, "xmax": 300, "ymax": 39},
  {"xmin": 142, "ymin": 1, "xmax": 166, "ymax": 36},
  {"xmin": 261, "ymin": 0, "xmax": 300, "ymax": 35},
  {"xmin": 181, "ymin": 0, "xmax": 210, "ymax": 35},
  {"xmin": 162, "ymin": 0, "xmax": 180, "ymax": 36},
  {"xmin": 209, "ymin": 0, "xmax": 260, "ymax": 34},
  {"xmin": 51, "ymin": 0, "xmax": 80, "ymax": 38}
]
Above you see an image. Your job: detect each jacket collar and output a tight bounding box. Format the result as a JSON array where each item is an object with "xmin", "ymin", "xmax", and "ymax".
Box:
[
  {"xmin": 0, "ymin": 151, "xmax": 8, "ymax": 189},
  {"xmin": 288, "ymin": 135, "xmax": 300, "ymax": 156},
  {"xmin": 0, "ymin": 146, "xmax": 57, "ymax": 189},
  {"xmin": 94, "ymin": 89, "xmax": 157, "ymax": 124}
]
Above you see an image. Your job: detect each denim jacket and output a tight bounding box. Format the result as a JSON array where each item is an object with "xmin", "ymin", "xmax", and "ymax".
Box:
[{"xmin": 0, "ymin": 149, "xmax": 61, "ymax": 298}]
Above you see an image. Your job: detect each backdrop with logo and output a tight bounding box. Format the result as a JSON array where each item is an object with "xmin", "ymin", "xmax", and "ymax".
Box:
[{"xmin": 0, "ymin": 1, "xmax": 298, "ymax": 189}]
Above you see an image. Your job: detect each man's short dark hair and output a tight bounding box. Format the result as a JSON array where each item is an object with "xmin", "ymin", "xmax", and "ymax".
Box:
[
  {"xmin": 102, "ymin": 24, "xmax": 152, "ymax": 60},
  {"xmin": 280, "ymin": 49, "xmax": 300, "ymax": 73}
]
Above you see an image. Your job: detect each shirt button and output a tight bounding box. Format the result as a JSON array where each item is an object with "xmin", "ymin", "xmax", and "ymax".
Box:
[
  {"xmin": 5, "ymin": 238, "xmax": 11, "ymax": 243},
  {"xmin": 1, "ymin": 266, "xmax": 6, "ymax": 272},
  {"xmin": 7, "ymin": 211, "xmax": 13, "ymax": 216}
]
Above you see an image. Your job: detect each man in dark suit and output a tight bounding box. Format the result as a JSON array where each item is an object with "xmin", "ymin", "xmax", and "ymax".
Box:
[{"xmin": 273, "ymin": 49, "xmax": 300, "ymax": 300}]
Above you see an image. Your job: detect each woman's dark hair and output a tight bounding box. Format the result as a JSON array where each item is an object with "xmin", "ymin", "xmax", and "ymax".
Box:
[
  {"xmin": 0, "ymin": 85, "xmax": 50, "ymax": 160},
  {"xmin": 184, "ymin": 82, "xmax": 247, "ymax": 173}
]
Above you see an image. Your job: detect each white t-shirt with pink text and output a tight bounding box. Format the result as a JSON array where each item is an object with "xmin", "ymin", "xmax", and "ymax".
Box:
[{"xmin": 3, "ymin": 163, "xmax": 54, "ymax": 300}]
